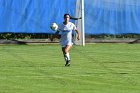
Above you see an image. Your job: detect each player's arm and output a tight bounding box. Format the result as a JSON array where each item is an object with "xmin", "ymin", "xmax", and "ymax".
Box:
[{"xmin": 75, "ymin": 29, "xmax": 80, "ymax": 40}]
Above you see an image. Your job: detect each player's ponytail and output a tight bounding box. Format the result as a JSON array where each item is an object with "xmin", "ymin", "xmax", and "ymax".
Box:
[{"xmin": 64, "ymin": 13, "xmax": 81, "ymax": 20}]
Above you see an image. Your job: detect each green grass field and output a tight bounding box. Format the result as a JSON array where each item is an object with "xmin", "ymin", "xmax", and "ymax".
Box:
[{"xmin": 0, "ymin": 44, "xmax": 140, "ymax": 93}]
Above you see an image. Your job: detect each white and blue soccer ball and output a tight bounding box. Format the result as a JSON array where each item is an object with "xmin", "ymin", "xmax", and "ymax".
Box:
[{"xmin": 50, "ymin": 23, "xmax": 58, "ymax": 31}]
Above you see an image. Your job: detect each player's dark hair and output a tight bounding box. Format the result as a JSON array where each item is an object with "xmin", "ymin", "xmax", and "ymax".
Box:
[
  {"xmin": 64, "ymin": 13, "xmax": 81, "ymax": 20},
  {"xmin": 64, "ymin": 13, "xmax": 71, "ymax": 18}
]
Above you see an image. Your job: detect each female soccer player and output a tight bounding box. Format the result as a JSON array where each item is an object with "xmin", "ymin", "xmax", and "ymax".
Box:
[{"xmin": 56, "ymin": 13, "xmax": 80, "ymax": 66}]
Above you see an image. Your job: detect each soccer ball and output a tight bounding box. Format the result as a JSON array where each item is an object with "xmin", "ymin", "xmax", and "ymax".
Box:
[{"xmin": 50, "ymin": 23, "xmax": 58, "ymax": 31}]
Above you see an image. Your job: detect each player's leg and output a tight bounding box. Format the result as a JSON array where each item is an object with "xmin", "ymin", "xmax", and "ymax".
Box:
[
  {"xmin": 62, "ymin": 45, "xmax": 72, "ymax": 66},
  {"xmin": 62, "ymin": 47, "xmax": 68, "ymax": 66}
]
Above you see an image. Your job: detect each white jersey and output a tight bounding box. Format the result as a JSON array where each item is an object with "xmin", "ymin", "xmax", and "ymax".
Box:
[{"xmin": 58, "ymin": 22, "xmax": 76, "ymax": 47}]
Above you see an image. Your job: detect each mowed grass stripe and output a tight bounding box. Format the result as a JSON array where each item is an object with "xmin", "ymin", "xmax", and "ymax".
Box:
[{"xmin": 0, "ymin": 44, "xmax": 140, "ymax": 93}]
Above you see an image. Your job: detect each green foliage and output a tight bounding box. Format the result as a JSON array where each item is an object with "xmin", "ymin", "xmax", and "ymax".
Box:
[
  {"xmin": 0, "ymin": 33, "xmax": 53, "ymax": 40},
  {"xmin": 0, "ymin": 33, "xmax": 140, "ymax": 40},
  {"xmin": 0, "ymin": 33, "xmax": 31, "ymax": 40},
  {"xmin": 87, "ymin": 34, "xmax": 140, "ymax": 39}
]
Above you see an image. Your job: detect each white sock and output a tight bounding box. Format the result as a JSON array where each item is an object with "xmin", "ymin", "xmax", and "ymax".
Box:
[
  {"xmin": 66, "ymin": 52, "xmax": 70, "ymax": 61},
  {"xmin": 64, "ymin": 54, "xmax": 68, "ymax": 62},
  {"xmin": 64, "ymin": 53, "xmax": 70, "ymax": 62}
]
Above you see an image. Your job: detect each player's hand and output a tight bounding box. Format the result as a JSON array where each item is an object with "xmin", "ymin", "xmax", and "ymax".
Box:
[{"xmin": 77, "ymin": 35, "xmax": 80, "ymax": 40}]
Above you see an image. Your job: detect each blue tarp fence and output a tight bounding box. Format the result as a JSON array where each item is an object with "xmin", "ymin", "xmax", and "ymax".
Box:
[
  {"xmin": 85, "ymin": 0, "xmax": 140, "ymax": 35},
  {"xmin": 0, "ymin": 0, "xmax": 140, "ymax": 35},
  {"xmin": 0, "ymin": 0, "xmax": 76, "ymax": 34}
]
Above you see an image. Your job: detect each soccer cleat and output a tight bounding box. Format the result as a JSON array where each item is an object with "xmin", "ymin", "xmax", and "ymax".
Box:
[
  {"xmin": 67, "ymin": 62, "xmax": 70, "ymax": 66},
  {"xmin": 65, "ymin": 60, "xmax": 70, "ymax": 66},
  {"xmin": 65, "ymin": 61, "xmax": 68, "ymax": 66}
]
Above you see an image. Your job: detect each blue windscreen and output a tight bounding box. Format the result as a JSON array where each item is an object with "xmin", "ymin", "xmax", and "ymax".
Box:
[
  {"xmin": 0, "ymin": 0, "xmax": 76, "ymax": 33},
  {"xmin": 0, "ymin": 0, "xmax": 140, "ymax": 34},
  {"xmin": 84, "ymin": 0, "xmax": 140, "ymax": 34}
]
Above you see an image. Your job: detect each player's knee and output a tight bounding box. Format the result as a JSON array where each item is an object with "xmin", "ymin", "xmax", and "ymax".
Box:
[{"xmin": 64, "ymin": 49, "xmax": 68, "ymax": 53}]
